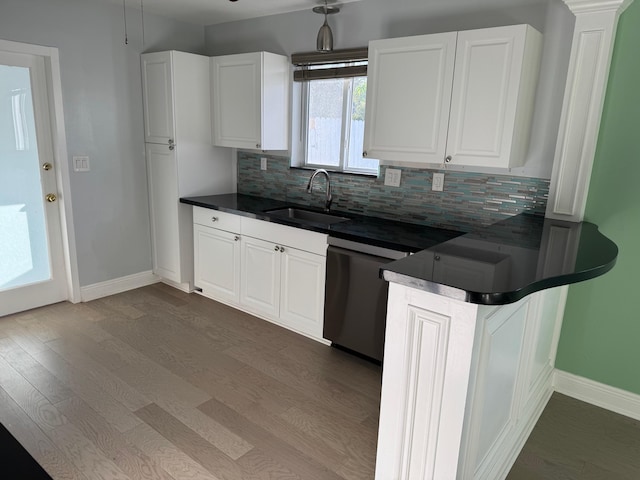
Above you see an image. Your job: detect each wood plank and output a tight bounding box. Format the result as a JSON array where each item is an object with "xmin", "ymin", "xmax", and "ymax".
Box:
[
  {"xmin": 0, "ymin": 337, "xmax": 74, "ymax": 404},
  {"xmin": 135, "ymin": 403, "xmax": 249, "ymax": 480},
  {"xmin": 0, "ymin": 355, "xmax": 67, "ymax": 431},
  {"xmin": 30, "ymin": 348, "xmax": 142, "ymax": 432},
  {"xmin": 57, "ymin": 396, "xmax": 176, "ymax": 480},
  {"xmin": 198, "ymin": 396, "xmax": 345, "ymax": 480},
  {"xmin": 47, "ymin": 422, "xmax": 131, "ymax": 480},
  {"xmin": 0, "ymin": 386, "xmax": 88, "ymax": 480},
  {"xmin": 224, "ymin": 343, "xmax": 378, "ymax": 422},
  {"xmin": 126, "ymin": 423, "xmax": 218, "ymax": 480},
  {"xmin": 47, "ymin": 337, "xmax": 151, "ymax": 411}
]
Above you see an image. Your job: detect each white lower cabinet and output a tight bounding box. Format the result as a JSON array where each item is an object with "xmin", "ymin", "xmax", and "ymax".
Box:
[
  {"xmin": 279, "ymin": 247, "xmax": 326, "ymax": 336},
  {"xmin": 240, "ymin": 236, "xmax": 281, "ymax": 319},
  {"xmin": 193, "ymin": 207, "xmax": 327, "ymax": 341},
  {"xmin": 193, "ymin": 224, "xmax": 241, "ymax": 305}
]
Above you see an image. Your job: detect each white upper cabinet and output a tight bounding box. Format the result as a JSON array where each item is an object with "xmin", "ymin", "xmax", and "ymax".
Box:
[
  {"xmin": 363, "ymin": 32, "xmax": 457, "ymax": 164},
  {"xmin": 142, "ymin": 52, "xmax": 175, "ymax": 145},
  {"xmin": 446, "ymin": 25, "xmax": 542, "ymax": 168},
  {"xmin": 211, "ymin": 52, "xmax": 290, "ymax": 151},
  {"xmin": 363, "ymin": 25, "xmax": 542, "ymax": 169}
]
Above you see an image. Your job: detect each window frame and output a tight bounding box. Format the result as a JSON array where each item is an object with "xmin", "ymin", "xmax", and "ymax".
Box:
[
  {"xmin": 301, "ymin": 74, "xmax": 378, "ymax": 175},
  {"xmin": 292, "ymin": 48, "xmax": 377, "ymax": 176}
]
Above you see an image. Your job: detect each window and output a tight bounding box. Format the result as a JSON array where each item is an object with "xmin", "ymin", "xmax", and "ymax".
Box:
[{"xmin": 293, "ymin": 49, "xmax": 378, "ymax": 175}]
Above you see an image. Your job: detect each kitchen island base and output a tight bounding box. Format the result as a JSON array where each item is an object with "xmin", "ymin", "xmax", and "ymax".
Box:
[{"xmin": 376, "ymin": 283, "xmax": 567, "ymax": 480}]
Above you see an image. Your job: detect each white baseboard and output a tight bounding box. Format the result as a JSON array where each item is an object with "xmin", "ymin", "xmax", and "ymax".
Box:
[
  {"xmin": 80, "ymin": 271, "xmax": 160, "ymax": 302},
  {"xmin": 553, "ymin": 370, "xmax": 640, "ymax": 421}
]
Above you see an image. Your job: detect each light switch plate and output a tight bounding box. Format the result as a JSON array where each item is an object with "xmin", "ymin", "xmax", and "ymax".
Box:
[
  {"xmin": 385, "ymin": 168, "xmax": 402, "ymax": 187},
  {"xmin": 432, "ymin": 173, "xmax": 444, "ymax": 192},
  {"xmin": 260, "ymin": 157, "xmax": 268, "ymax": 171},
  {"xmin": 73, "ymin": 155, "xmax": 90, "ymax": 172}
]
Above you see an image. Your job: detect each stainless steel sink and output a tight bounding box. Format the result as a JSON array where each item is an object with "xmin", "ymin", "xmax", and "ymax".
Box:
[{"xmin": 264, "ymin": 207, "xmax": 350, "ymax": 225}]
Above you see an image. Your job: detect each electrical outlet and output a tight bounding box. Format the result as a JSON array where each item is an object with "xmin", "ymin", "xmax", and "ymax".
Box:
[
  {"xmin": 73, "ymin": 156, "xmax": 90, "ymax": 172},
  {"xmin": 432, "ymin": 173, "xmax": 444, "ymax": 192},
  {"xmin": 384, "ymin": 168, "xmax": 402, "ymax": 187},
  {"xmin": 260, "ymin": 157, "xmax": 268, "ymax": 171}
]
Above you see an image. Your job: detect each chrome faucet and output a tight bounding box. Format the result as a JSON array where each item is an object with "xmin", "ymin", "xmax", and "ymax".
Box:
[{"xmin": 306, "ymin": 168, "xmax": 333, "ymax": 211}]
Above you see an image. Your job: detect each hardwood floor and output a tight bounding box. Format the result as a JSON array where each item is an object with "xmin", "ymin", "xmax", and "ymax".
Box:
[
  {"xmin": 1, "ymin": 284, "xmax": 639, "ymax": 479},
  {"xmin": 0, "ymin": 284, "xmax": 381, "ymax": 480},
  {"xmin": 508, "ymin": 393, "xmax": 640, "ymax": 480}
]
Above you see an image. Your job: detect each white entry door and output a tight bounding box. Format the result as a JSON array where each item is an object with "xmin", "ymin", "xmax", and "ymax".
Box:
[{"xmin": 0, "ymin": 50, "xmax": 67, "ymax": 317}]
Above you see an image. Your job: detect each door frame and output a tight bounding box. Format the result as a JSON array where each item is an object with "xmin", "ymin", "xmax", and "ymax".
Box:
[{"xmin": 0, "ymin": 38, "xmax": 80, "ymax": 304}]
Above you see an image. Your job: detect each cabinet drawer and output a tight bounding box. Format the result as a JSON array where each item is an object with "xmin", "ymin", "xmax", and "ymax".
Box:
[
  {"xmin": 241, "ymin": 216, "xmax": 327, "ymax": 256},
  {"xmin": 193, "ymin": 206, "xmax": 241, "ymax": 232}
]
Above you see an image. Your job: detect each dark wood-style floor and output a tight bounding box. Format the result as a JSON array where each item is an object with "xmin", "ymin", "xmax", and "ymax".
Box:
[{"xmin": 0, "ymin": 283, "xmax": 638, "ymax": 479}]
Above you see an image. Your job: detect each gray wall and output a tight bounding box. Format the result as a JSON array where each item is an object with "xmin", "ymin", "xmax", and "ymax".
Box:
[
  {"xmin": 0, "ymin": 0, "xmax": 205, "ymax": 286},
  {"xmin": 205, "ymin": 0, "xmax": 574, "ymax": 179}
]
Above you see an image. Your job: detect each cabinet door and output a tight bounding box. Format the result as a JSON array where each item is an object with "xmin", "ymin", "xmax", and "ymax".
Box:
[
  {"xmin": 194, "ymin": 225, "xmax": 240, "ymax": 305},
  {"xmin": 211, "ymin": 53, "xmax": 262, "ymax": 149},
  {"xmin": 147, "ymin": 143, "xmax": 181, "ymax": 283},
  {"xmin": 279, "ymin": 247, "xmax": 326, "ymax": 339},
  {"xmin": 141, "ymin": 52, "xmax": 175, "ymax": 145},
  {"xmin": 240, "ymin": 236, "xmax": 280, "ymax": 319},
  {"xmin": 445, "ymin": 25, "xmax": 538, "ymax": 168},
  {"xmin": 363, "ymin": 32, "xmax": 457, "ymax": 164}
]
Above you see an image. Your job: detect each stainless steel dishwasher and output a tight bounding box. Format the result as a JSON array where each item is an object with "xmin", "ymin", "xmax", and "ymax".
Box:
[{"xmin": 324, "ymin": 237, "xmax": 409, "ymax": 362}]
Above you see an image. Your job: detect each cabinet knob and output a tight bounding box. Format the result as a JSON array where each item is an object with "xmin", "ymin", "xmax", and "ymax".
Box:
[
  {"xmin": 169, "ymin": 145, "xmax": 175, "ymax": 151},
  {"xmin": 434, "ymin": 255, "xmax": 441, "ymax": 261},
  {"xmin": 279, "ymin": 246, "xmax": 285, "ymax": 253},
  {"xmin": 363, "ymin": 151, "xmax": 368, "ymax": 157},
  {"xmin": 168, "ymin": 139, "xmax": 174, "ymax": 145},
  {"xmin": 45, "ymin": 193, "xmax": 57, "ymax": 203},
  {"xmin": 234, "ymin": 236, "xmax": 240, "ymax": 241},
  {"xmin": 274, "ymin": 245, "xmax": 280, "ymax": 252},
  {"xmin": 256, "ymin": 143, "xmax": 261, "ymax": 149},
  {"xmin": 445, "ymin": 155, "xmax": 452, "ymax": 163},
  {"xmin": 211, "ymin": 217, "xmax": 218, "ymax": 222},
  {"xmin": 42, "ymin": 162, "xmax": 53, "ymax": 171}
]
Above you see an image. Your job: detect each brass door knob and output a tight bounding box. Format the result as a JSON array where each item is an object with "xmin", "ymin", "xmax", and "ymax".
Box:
[
  {"xmin": 45, "ymin": 193, "xmax": 57, "ymax": 203},
  {"xmin": 42, "ymin": 162, "xmax": 53, "ymax": 171}
]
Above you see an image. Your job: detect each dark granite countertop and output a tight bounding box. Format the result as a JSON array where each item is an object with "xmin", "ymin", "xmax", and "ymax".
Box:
[
  {"xmin": 382, "ymin": 214, "xmax": 618, "ymax": 305},
  {"xmin": 180, "ymin": 193, "xmax": 462, "ymax": 252},
  {"xmin": 180, "ymin": 194, "xmax": 618, "ymax": 306}
]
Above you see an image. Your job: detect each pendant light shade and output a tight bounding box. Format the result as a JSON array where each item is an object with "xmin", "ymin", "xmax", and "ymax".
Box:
[
  {"xmin": 313, "ymin": 2, "xmax": 339, "ymax": 52},
  {"xmin": 317, "ymin": 17, "xmax": 333, "ymax": 52}
]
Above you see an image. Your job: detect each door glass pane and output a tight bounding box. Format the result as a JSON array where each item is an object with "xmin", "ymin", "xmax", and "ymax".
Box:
[{"xmin": 0, "ymin": 64, "xmax": 51, "ymax": 291}]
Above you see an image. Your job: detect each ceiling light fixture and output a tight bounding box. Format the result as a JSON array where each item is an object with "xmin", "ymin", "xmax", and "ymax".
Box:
[{"xmin": 313, "ymin": 1, "xmax": 340, "ymax": 52}]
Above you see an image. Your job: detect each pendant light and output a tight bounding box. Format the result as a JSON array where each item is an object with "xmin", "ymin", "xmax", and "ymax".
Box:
[{"xmin": 313, "ymin": 1, "xmax": 340, "ymax": 52}]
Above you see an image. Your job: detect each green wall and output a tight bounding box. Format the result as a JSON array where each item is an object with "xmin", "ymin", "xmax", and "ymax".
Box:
[{"xmin": 556, "ymin": 1, "xmax": 640, "ymax": 395}]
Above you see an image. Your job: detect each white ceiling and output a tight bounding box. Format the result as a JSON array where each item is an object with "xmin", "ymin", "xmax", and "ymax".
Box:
[{"xmin": 115, "ymin": 0, "xmax": 361, "ymax": 26}]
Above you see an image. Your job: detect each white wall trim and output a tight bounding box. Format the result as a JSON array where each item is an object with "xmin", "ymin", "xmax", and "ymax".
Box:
[
  {"xmin": 554, "ymin": 370, "xmax": 640, "ymax": 421},
  {"xmin": 0, "ymin": 38, "xmax": 81, "ymax": 304},
  {"xmin": 80, "ymin": 271, "xmax": 160, "ymax": 302},
  {"xmin": 546, "ymin": 0, "xmax": 634, "ymax": 221}
]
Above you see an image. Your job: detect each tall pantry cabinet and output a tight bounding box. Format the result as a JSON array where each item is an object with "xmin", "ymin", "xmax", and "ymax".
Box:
[{"xmin": 141, "ymin": 50, "xmax": 234, "ymax": 291}]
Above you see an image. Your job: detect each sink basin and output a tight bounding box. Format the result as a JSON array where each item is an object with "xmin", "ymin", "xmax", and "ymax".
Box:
[{"xmin": 264, "ymin": 207, "xmax": 350, "ymax": 225}]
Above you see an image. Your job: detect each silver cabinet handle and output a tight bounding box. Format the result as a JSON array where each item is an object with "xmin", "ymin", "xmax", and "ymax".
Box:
[
  {"xmin": 169, "ymin": 145, "xmax": 175, "ymax": 151},
  {"xmin": 168, "ymin": 139, "xmax": 174, "ymax": 145},
  {"xmin": 274, "ymin": 245, "xmax": 280, "ymax": 252},
  {"xmin": 234, "ymin": 235, "xmax": 240, "ymax": 241},
  {"xmin": 445, "ymin": 155, "xmax": 452, "ymax": 163},
  {"xmin": 211, "ymin": 217, "xmax": 218, "ymax": 222},
  {"xmin": 279, "ymin": 246, "xmax": 285, "ymax": 253},
  {"xmin": 363, "ymin": 151, "xmax": 368, "ymax": 157}
]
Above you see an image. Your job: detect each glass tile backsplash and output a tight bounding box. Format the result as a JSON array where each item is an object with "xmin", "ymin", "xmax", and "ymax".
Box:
[{"xmin": 237, "ymin": 152, "xmax": 549, "ymax": 231}]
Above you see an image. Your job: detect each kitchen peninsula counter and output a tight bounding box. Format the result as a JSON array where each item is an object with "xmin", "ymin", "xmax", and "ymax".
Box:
[{"xmin": 382, "ymin": 213, "xmax": 618, "ymax": 305}]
